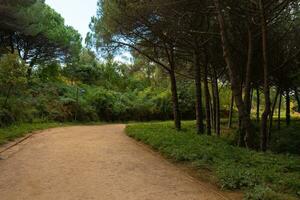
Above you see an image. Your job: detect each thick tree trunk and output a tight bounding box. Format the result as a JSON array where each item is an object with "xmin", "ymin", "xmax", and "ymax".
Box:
[
  {"xmin": 169, "ymin": 69, "xmax": 181, "ymax": 130},
  {"xmin": 214, "ymin": 0, "xmax": 255, "ymax": 148},
  {"xmin": 204, "ymin": 62, "xmax": 212, "ymax": 135},
  {"xmin": 212, "ymin": 66, "xmax": 220, "ymax": 136},
  {"xmin": 194, "ymin": 52, "xmax": 204, "ymax": 134},
  {"xmin": 259, "ymin": 0, "xmax": 271, "ymax": 152},
  {"xmin": 286, "ymin": 89, "xmax": 291, "ymax": 126},
  {"xmin": 269, "ymin": 89, "xmax": 279, "ymax": 143},
  {"xmin": 228, "ymin": 93, "xmax": 234, "ymax": 128},
  {"xmin": 244, "ymin": 28, "xmax": 253, "ymax": 116},
  {"xmin": 277, "ymin": 92, "xmax": 282, "ymax": 130}
]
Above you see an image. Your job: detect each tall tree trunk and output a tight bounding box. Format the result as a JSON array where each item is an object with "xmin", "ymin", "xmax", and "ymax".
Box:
[
  {"xmin": 194, "ymin": 52, "xmax": 204, "ymax": 134},
  {"xmin": 211, "ymin": 80, "xmax": 217, "ymax": 132},
  {"xmin": 169, "ymin": 69, "xmax": 181, "ymax": 130},
  {"xmin": 204, "ymin": 61, "xmax": 212, "ymax": 135},
  {"xmin": 277, "ymin": 92, "xmax": 282, "ymax": 130},
  {"xmin": 228, "ymin": 92, "xmax": 234, "ymax": 128},
  {"xmin": 212, "ymin": 66, "xmax": 220, "ymax": 136},
  {"xmin": 259, "ymin": 0, "xmax": 271, "ymax": 152},
  {"xmin": 214, "ymin": 0, "xmax": 255, "ymax": 148},
  {"xmin": 286, "ymin": 89, "xmax": 291, "ymax": 126},
  {"xmin": 256, "ymin": 88, "xmax": 260, "ymax": 122},
  {"xmin": 240, "ymin": 27, "xmax": 253, "ymax": 146},
  {"xmin": 209, "ymin": 90, "xmax": 214, "ymax": 133},
  {"xmin": 269, "ymin": 89, "xmax": 279, "ymax": 143},
  {"xmin": 244, "ymin": 28, "xmax": 253, "ymax": 116}
]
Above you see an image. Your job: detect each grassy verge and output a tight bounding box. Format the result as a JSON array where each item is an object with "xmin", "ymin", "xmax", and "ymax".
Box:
[
  {"xmin": 0, "ymin": 121, "xmax": 108, "ymax": 146},
  {"xmin": 126, "ymin": 121, "xmax": 300, "ymax": 200},
  {"xmin": 0, "ymin": 122, "xmax": 66, "ymax": 146}
]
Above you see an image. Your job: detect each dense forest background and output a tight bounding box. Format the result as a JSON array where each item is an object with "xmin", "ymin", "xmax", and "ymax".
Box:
[{"xmin": 0, "ymin": 0, "xmax": 197, "ymax": 127}]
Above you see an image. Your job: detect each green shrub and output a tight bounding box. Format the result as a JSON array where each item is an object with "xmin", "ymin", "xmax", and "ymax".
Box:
[
  {"xmin": 270, "ymin": 125, "xmax": 300, "ymax": 155},
  {"xmin": 245, "ymin": 185, "xmax": 296, "ymax": 200}
]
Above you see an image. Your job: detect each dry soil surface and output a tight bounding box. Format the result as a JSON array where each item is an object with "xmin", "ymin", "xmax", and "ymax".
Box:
[{"xmin": 0, "ymin": 125, "xmax": 239, "ymax": 200}]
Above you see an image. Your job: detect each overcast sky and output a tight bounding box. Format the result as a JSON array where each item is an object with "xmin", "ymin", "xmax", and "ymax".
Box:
[{"xmin": 46, "ymin": 0, "xmax": 98, "ymax": 39}]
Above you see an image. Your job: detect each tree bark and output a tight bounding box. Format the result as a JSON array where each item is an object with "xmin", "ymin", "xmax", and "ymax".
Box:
[
  {"xmin": 295, "ymin": 88, "xmax": 300, "ymax": 113},
  {"xmin": 256, "ymin": 88, "xmax": 260, "ymax": 122},
  {"xmin": 204, "ymin": 61, "xmax": 212, "ymax": 135},
  {"xmin": 269, "ymin": 88, "xmax": 279, "ymax": 142},
  {"xmin": 277, "ymin": 92, "xmax": 282, "ymax": 130},
  {"xmin": 214, "ymin": 0, "xmax": 255, "ymax": 148},
  {"xmin": 211, "ymin": 80, "xmax": 217, "ymax": 132},
  {"xmin": 169, "ymin": 69, "xmax": 181, "ymax": 130},
  {"xmin": 212, "ymin": 66, "xmax": 220, "ymax": 136},
  {"xmin": 259, "ymin": 0, "xmax": 271, "ymax": 152},
  {"xmin": 194, "ymin": 52, "xmax": 204, "ymax": 134},
  {"xmin": 244, "ymin": 28, "xmax": 253, "ymax": 116},
  {"xmin": 286, "ymin": 89, "xmax": 291, "ymax": 126},
  {"xmin": 228, "ymin": 93, "xmax": 234, "ymax": 128}
]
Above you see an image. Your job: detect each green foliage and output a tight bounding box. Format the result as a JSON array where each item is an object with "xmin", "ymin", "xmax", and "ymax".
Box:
[
  {"xmin": 126, "ymin": 121, "xmax": 300, "ymax": 200},
  {"xmin": 270, "ymin": 124, "xmax": 300, "ymax": 155},
  {"xmin": 0, "ymin": 122, "xmax": 64, "ymax": 145},
  {"xmin": 244, "ymin": 185, "xmax": 296, "ymax": 200},
  {"xmin": 0, "ymin": 54, "xmax": 28, "ymax": 126}
]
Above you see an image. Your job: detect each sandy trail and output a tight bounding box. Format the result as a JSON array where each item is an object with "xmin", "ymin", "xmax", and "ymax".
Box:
[{"xmin": 0, "ymin": 125, "xmax": 236, "ymax": 200}]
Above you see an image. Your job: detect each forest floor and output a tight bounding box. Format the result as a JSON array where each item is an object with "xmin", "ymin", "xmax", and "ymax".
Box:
[{"xmin": 0, "ymin": 125, "xmax": 240, "ymax": 200}]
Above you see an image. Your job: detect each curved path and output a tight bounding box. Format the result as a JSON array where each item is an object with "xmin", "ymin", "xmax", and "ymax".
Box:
[{"xmin": 0, "ymin": 125, "xmax": 237, "ymax": 200}]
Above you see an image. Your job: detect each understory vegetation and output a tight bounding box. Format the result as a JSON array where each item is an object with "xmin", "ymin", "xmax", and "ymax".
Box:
[
  {"xmin": 0, "ymin": 122, "xmax": 63, "ymax": 145},
  {"xmin": 126, "ymin": 122, "xmax": 300, "ymax": 200}
]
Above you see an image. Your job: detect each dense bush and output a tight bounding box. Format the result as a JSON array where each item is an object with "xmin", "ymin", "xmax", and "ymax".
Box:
[
  {"xmin": 126, "ymin": 121, "xmax": 300, "ymax": 200},
  {"xmin": 0, "ymin": 79, "xmax": 196, "ymax": 126}
]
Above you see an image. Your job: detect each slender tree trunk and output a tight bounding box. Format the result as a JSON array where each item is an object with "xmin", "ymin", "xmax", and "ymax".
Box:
[
  {"xmin": 256, "ymin": 88, "xmax": 260, "ymax": 122},
  {"xmin": 228, "ymin": 92, "xmax": 234, "ymax": 128},
  {"xmin": 194, "ymin": 52, "xmax": 204, "ymax": 134},
  {"xmin": 74, "ymin": 87, "xmax": 79, "ymax": 121},
  {"xmin": 212, "ymin": 66, "xmax": 220, "ymax": 136},
  {"xmin": 209, "ymin": 90, "xmax": 214, "ymax": 133},
  {"xmin": 277, "ymin": 91, "xmax": 282, "ymax": 130},
  {"xmin": 169, "ymin": 69, "xmax": 181, "ymax": 130},
  {"xmin": 240, "ymin": 28, "xmax": 253, "ymax": 146},
  {"xmin": 211, "ymin": 80, "xmax": 217, "ymax": 132},
  {"xmin": 259, "ymin": 0, "xmax": 271, "ymax": 152},
  {"xmin": 214, "ymin": 0, "xmax": 255, "ymax": 148},
  {"xmin": 286, "ymin": 89, "xmax": 291, "ymax": 126},
  {"xmin": 204, "ymin": 61, "xmax": 212, "ymax": 135},
  {"xmin": 269, "ymin": 89, "xmax": 279, "ymax": 142}
]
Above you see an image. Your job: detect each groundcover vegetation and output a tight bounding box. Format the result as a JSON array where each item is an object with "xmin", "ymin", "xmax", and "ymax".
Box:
[{"xmin": 126, "ymin": 121, "xmax": 300, "ymax": 200}]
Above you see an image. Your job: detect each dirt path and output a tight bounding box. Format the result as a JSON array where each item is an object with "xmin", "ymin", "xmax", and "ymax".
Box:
[{"xmin": 0, "ymin": 125, "xmax": 237, "ymax": 200}]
